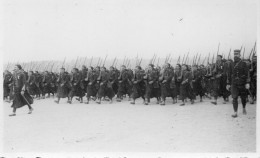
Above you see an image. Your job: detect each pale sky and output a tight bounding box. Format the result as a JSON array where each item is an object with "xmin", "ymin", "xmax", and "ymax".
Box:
[{"xmin": 3, "ymin": 0, "xmax": 257, "ymax": 63}]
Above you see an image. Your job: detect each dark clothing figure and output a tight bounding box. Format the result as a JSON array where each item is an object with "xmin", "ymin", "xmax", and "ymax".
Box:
[
  {"xmin": 55, "ymin": 72, "xmax": 70, "ymax": 103},
  {"xmin": 227, "ymin": 58, "xmax": 250, "ymax": 117},
  {"xmin": 10, "ymin": 69, "xmax": 33, "ymax": 116},
  {"xmin": 144, "ymin": 68, "xmax": 160, "ymax": 105},
  {"xmin": 130, "ymin": 70, "xmax": 145, "ymax": 104}
]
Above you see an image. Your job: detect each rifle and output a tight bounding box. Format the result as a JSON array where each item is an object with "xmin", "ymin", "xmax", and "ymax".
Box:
[
  {"xmin": 196, "ymin": 54, "xmax": 201, "ymax": 65},
  {"xmin": 112, "ymin": 57, "xmax": 117, "ymax": 67},
  {"xmin": 139, "ymin": 58, "xmax": 142, "ymax": 66},
  {"xmin": 181, "ymin": 53, "xmax": 186, "ymax": 64},
  {"xmin": 50, "ymin": 62, "xmax": 55, "ymax": 72},
  {"xmin": 152, "ymin": 54, "xmax": 157, "ymax": 64},
  {"xmin": 89, "ymin": 56, "xmax": 93, "ymax": 67},
  {"xmin": 96, "ymin": 57, "xmax": 101, "ymax": 66},
  {"xmin": 62, "ymin": 57, "xmax": 66, "ymax": 68},
  {"xmin": 242, "ymin": 47, "xmax": 245, "ymax": 59},
  {"xmin": 184, "ymin": 52, "xmax": 189, "ymax": 64},
  {"xmin": 228, "ymin": 48, "xmax": 231, "ymax": 60},
  {"xmin": 103, "ymin": 54, "xmax": 108, "ymax": 67},
  {"xmin": 83, "ymin": 56, "xmax": 87, "ymax": 65},
  {"xmin": 177, "ymin": 55, "xmax": 180, "ymax": 64},
  {"xmin": 74, "ymin": 56, "xmax": 79, "ymax": 68},
  {"xmin": 157, "ymin": 58, "xmax": 160, "ymax": 67},
  {"xmin": 248, "ymin": 48, "xmax": 253, "ymax": 60}
]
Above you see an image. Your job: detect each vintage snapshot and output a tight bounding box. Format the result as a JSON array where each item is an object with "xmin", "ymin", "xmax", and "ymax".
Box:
[{"xmin": 2, "ymin": 0, "xmax": 258, "ymax": 157}]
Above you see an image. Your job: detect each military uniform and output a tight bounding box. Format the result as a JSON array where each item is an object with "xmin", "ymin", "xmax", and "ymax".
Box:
[
  {"xmin": 130, "ymin": 68, "xmax": 145, "ymax": 104},
  {"xmin": 9, "ymin": 65, "xmax": 33, "ymax": 116},
  {"xmin": 227, "ymin": 50, "xmax": 250, "ymax": 117}
]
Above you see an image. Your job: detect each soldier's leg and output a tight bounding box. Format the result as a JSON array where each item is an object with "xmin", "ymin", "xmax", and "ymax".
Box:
[
  {"xmin": 241, "ymin": 92, "xmax": 247, "ymax": 115},
  {"xmin": 9, "ymin": 107, "xmax": 17, "ymax": 116},
  {"xmin": 232, "ymin": 97, "xmax": 238, "ymax": 118}
]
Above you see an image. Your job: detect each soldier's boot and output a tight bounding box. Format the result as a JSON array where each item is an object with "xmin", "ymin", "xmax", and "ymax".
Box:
[
  {"xmin": 148, "ymin": 98, "xmax": 150, "ymax": 103},
  {"xmin": 231, "ymin": 112, "xmax": 238, "ymax": 118},
  {"xmin": 109, "ymin": 98, "xmax": 113, "ymax": 104},
  {"xmin": 243, "ymin": 108, "xmax": 247, "ymax": 115},
  {"xmin": 191, "ymin": 99, "xmax": 194, "ymax": 104},
  {"xmin": 80, "ymin": 98, "xmax": 83, "ymax": 103},
  {"xmin": 28, "ymin": 108, "xmax": 33, "ymax": 114},
  {"xmin": 85, "ymin": 98, "xmax": 90, "ymax": 104},
  {"xmin": 9, "ymin": 113, "xmax": 16, "ymax": 117},
  {"xmin": 160, "ymin": 100, "xmax": 165, "ymax": 106},
  {"xmin": 102, "ymin": 97, "xmax": 105, "ymax": 101},
  {"xmin": 67, "ymin": 97, "xmax": 72, "ymax": 104},
  {"xmin": 54, "ymin": 98, "xmax": 60, "ymax": 104},
  {"xmin": 96, "ymin": 98, "xmax": 101, "ymax": 104},
  {"xmin": 116, "ymin": 97, "xmax": 122, "ymax": 102},
  {"xmin": 211, "ymin": 99, "xmax": 217, "ymax": 105},
  {"xmin": 42, "ymin": 95, "xmax": 45, "ymax": 99},
  {"xmin": 46, "ymin": 94, "xmax": 50, "ymax": 98},
  {"xmin": 223, "ymin": 98, "xmax": 227, "ymax": 104},
  {"xmin": 172, "ymin": 98, "xmax": 176, "ymax": 104},
  {"xmin": 200, "ymin": 96, "xmax": 203, "ymax": 102},
  {"xmin": 6, "ymin": 96, "xmax": 11, "ymax": 103},
  {"xmin": 180, "ymin": 100, "xmax": 185, "ymax": 106},
  {"xmin": 156, "ymin": 98, "xmax": 160, "ymax": 104},
  {"xmin": 130, "ymin": 98, "xmax": 135, "ymax": 104},
  {"xmin": 144, "ymin": 99, "xmax": 149, "ymax": 105},
  {"xmin": 250, "ymin": 97, "xmax": 254, "ymax": 104},
  {"xmin": 246, "ymin": 97, "xmax": 249, "ymax": 103}
]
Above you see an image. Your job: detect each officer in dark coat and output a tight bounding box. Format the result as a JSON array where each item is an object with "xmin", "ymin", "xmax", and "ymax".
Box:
[
  {"xmin": 9, "ymin": 64, "xmax": 33, "ymax": 116},
  {"xmin": 109, "ymin": 66, "xmax": 119, "ymax": 94},
  {"xmin": 227, "ymin": 50, "xmax": 250, "ymax": 118}
]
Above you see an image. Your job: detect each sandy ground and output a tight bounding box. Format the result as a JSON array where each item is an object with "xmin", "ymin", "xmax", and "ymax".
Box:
[{"xmin": 2, "ymin": 96, "xmax": 256, "ymax": 153}]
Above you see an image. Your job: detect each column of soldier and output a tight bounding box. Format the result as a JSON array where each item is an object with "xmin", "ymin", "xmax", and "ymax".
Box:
[{"xmin": 3, "ymin": 43, "xmax": 257, "ymax": 117}]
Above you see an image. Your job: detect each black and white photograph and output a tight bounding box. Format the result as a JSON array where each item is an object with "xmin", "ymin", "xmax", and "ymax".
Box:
[{"xmin": 1, "ymin": 0, "xmax": 259, "ymax": 157}]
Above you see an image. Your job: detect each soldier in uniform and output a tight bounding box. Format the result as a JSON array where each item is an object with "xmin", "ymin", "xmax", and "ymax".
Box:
[
  {"xmin": 159, "ymin": 63, "xmax": 173, "ymax": 105},
  {"xmin": 211, "ymin": 55, "xmax": 225, "ymax": 105},
  {"xmin": 179, "ymin": 64, "xmax": 194, "ymax": 106},
  {"xmin": 3, "ymin": 70, "xmax": 13, "ymax": 102},
  {"xmin": 249, "ymin": 55, "xmax": 257, "ymax": 104},
  {"xmin": 9, "ymin": 64, "xmax": 33, "ymax": 116},
  {"xmin": 41, "ymin": 71, "xmax": 52, "ymax": 99},
  {"xmin": 144, "ymin": 64, "xmax": 160, "ymax": 105},
  {"xmin": 85, "ymin": 66, "xmax": 98, "ymax": 104},
  {"xmin": 130, "ymin": 65, "xmax": 145, "ymax": 104},
  {"xmin": 34, "ymin": 71, "xmax": 42, "ymax": 100},
  {"xmin": 80, "ymin": 65, "xmax": 88, "ymax": 94},
  {"xmin": 54, "ymin": 68, "xmax": 70, "ymax": 104},
  {"xmin": 116, "ymin": 65, "xmax": 131, "ymax": 102},
  {"xmin": 68, "ymin": 68, "xmax": 85, "ymax": 103},
  {"xmin": 191, "ymin": 65, "xmax": 204, "ymax": 102},
  {"xmin": 96, "ymin": 67, "xmax": 115, "ymax": 104},
  {"xmin": 109, "ymin": 66, "xmax": 119, "ymax": 95},
  {"xmin": 227, "ymin": 50, "xmax": 250, "ymax": 118},
  {"xmin": 26, "ymin": 71, "xmax": 37, "ymax": 97}
]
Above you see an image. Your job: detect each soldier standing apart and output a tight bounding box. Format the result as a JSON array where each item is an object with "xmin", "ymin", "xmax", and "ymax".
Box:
[
  {"xmin": 227, "ymin": 50, "xmax": 250, "ymax": 118},
  {"xmin": 9, "ymin": 64, "xmax": 33, "ymax": 116}
]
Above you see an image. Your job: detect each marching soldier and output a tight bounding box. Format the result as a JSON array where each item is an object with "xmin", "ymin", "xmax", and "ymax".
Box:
[
  {"xmin": 9, "ymin": 64, "xmax": 33, "ymax": 116},
  {"xmin": 144, "ymin": 64, "xmax": 160, "ymax": 105},
  {"xmin": 249, "ymin": 55, "xmax": 257, "ymax": 104},
  {"xmin": 54, "ymin": 68, "xmax": 70, "ymax": 104},
  {"xmin": 159, "ymin": 63, "xmax": 173, "ymax": 105},
  {"xmin": 96, "ymin": 67, "xmax": 115, "ymax": 104},
  {"xmin": 3, "ymin": 70, "xmax": 13, "ymax": 102},
  {"xmin": 179, "ymin": 64, "xmax": 194, "ymax": 106},
  {"xmin": 85, "ymin": 67, "xmax": 98, "ymax": 104},
  {"xmin": 117, "ymin": 65, "xmax": 131, "ymax": 102},
  {"xmin": 211, "ymin": 55, "xmax": 225, "ymax": 105},
  {"xmin": 109, "ymin": 66, "xmax": 119, "ymax": 95},
  {"xmin": 68, "ymin": 68, "xmax": 84, "ymax": 103},
  {"xmin": 130, "ymin": 66, "xmax": 145, "ymax": 104},
  {"xmin": 227, "ymin": 50, "xmax": 250, "ymax": 118},
  {"xmin": 26, "ymin": 71, "xmax": 37, "ymax": 97}
]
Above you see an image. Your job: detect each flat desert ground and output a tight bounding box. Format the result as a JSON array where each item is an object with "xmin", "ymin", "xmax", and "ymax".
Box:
[{"xmin": 2, "ymin": 97, "xmax": 256, "ymax": 153}]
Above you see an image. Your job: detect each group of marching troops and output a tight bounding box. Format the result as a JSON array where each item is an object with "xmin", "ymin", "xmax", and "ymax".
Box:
[{"xmin": 3, "ymin": 49, "xmax": 257, "ymax": 117}]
